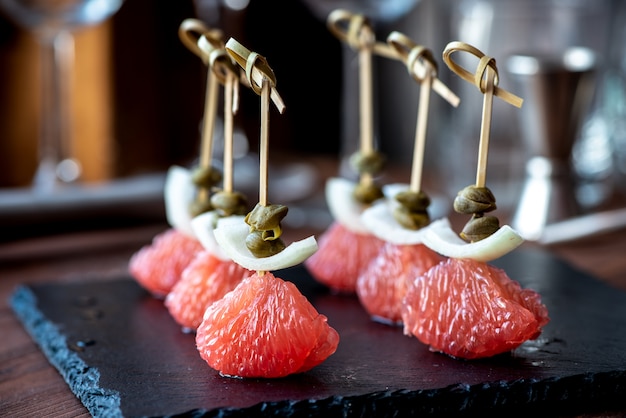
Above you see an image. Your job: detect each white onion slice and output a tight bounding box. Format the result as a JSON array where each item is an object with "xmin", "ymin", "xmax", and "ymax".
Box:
[
  {"xmin": 164, "ymin": 165, "xmax": 196, "ymax": 238},
  {"xmin": 191, "ymin": 212, "xmax": 245, "ymax": 261},
  {"xmin": 325, "ymin": 177, "xmax": 371, "ymax": 234},
  {"xmin": 213, "ymin": 219, "xmax": 318, "ymax": 271},
  {"xmin": 361, "ymin": 200, "xmax": 430, "ymax": 245},
  {"xmin": 421, "ymin": 218, "xmax": 524, "ymax": 262}
]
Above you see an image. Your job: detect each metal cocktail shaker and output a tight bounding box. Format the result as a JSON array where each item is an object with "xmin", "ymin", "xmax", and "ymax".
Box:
[{"xmin": 507, "ymin": 47, "xmax": 596, "ymax": 240}]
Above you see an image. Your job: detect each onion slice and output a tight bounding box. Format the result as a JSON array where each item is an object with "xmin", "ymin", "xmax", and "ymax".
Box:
[
  {"xmin": 191, "ymin": 211, "xmax": 245, "ymax": 261},
  {"xmin": 164, "ymin": 165, "xmax": 196, "ymax": 238},
  {"xmin": 421, "ymin": 218, "xmax": 524, "ymax": 262},
  {"xmin": 361, "ymin": 200, "xmax": 430, "ymax": 245},
  {"xmin": 213, "ymin": 219, "xmax": 318, "ymax": 271},
  {"xmin": 325, "ymin": 177, "xmax": 371, "ymax": 234}
]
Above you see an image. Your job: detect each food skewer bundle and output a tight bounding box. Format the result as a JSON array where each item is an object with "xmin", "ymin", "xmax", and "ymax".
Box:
[
  {"xmin": 128, "ymin": 19, "xmax": 229, "ymax": 299},
  {"xmin": 305, "ymin": 9, "xmax": 398, "ymax": 294},
  {"xmin": 402, "ymin": 41, "xmax": 550, "ymax": 359},
  {"xmin": 164, "ymin": 19, "xmax": 253, "ymax": 332},
  {"xmin": 356, "ymin": 31, "xmax": 460, "ymax": 325},
  {"xmin": 194, "ymin": 38, "xmax": 339, "ymax": 378}
]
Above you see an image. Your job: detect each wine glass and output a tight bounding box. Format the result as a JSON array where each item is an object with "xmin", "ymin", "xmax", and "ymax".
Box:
[{"xmin": 0, "ymin": 0, "xmax": 124, "ymax": 194}]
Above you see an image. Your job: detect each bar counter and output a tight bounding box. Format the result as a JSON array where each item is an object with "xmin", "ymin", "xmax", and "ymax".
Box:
[{"xmin": 2, "ymin": 165, "xmax": 626, "ymax": 417}]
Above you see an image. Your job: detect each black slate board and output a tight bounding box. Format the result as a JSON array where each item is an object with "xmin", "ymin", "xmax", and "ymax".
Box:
[{"xmin": 10, "ymin": 248, "xmax": 626, "ymax": 418}]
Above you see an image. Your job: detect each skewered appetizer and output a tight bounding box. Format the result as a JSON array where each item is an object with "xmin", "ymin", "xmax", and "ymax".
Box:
[
  {"xmin": 194, "ymin": 38, "xmax": 339, "ymax": 378},
  {"xmin": 357, "ymin": 32, "xmax": 459, "ymax": 324},
  {"xmin": 401, "ymin": 41, "xmax": 549, "ymax": 359},
  {"xmin": 165, "ymin": 20, "xmax": 253, "ymax": 331},
  {"xmin": 128, "ymin": 20, "xmax": 226, "ymax": 299},
  {"xmin": 305, "ymin": 10, "xmax": 390, "ymax": 293}
]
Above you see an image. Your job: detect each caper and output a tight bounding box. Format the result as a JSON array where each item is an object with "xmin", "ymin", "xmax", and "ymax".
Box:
[
  {"xmin": 353, "ymin": 182, "xmax": 384, "ymax": 205},
  {"xmin": 395, "ymin": 190, "xmax": 430, "ymax": 212},
  {"xmin": 460, "ymin": 214, "xmax": 500, "ymax": 242},
  {"xmin": 210, "ymin": 190, "xmax": 248, "ymax": 217},
  {"xmin": 245, "ymin": 203, "xmax": 288, "ymax": 231},
  {"xmin": 349, "ymin": 151, "xmax": 386, "ymax": 175},
  {"xmin": 191, "ymin": 165, "xmax": 223, "ymax": 189},
  {"xmin": 245, "ymin": 230, "xmax": 286, "ymax": 258},
  {"xmin": 189, "ymin": 199, "xmax": 213, "ymax": 217},
  {"xmin": 453, "ymin": 185, "xmax": 497, "ymax": 214},
  {"xmin": 393, "ymin": 205, "xmax": 430, "ymax": 230}
]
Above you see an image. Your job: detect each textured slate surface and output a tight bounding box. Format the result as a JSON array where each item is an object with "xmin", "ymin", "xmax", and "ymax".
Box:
[{"xmin": 10, "ymin": 247, "xmax": 626, "ymax": 417}]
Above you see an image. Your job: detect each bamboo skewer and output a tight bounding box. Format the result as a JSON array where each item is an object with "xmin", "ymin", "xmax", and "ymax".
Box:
[
  {"xmin": 222, "ymin": 71, "xmax": 237, "ymax": 194},
  {"xmin": 476, "ymin": 66, "xmax": 496, "ymax": 187},
  {"xmin": 326, "ymin": 10, "xmax": 381, "ymax": 189},
  {"xmin": 358, "ymin": 25, "xmax": 374, "ymax": 156},
  {"xmin": 225, "ymin": 39, "xmax": 285, "ymax": 114},
  {"xmin": 179, "ymin": 19, "xmax": 226, "ymax": 202},
  {"xmin": 387, "ymin": 32, "xmax": 460, "ymax": 195},
  {"xmin": 198, "ymin": 32, "xmax": 242, "ymax": 196},
  {"xmin": 200, "ymin": 70, "xmax": 219, "ymax": 173},
  {"xmin": 411, "ymin": 69, "xmax": 433, "ymax": 193},
  {"xmin": 328, "ymin": 11, "xmax": 459, "ymax": 109},
  {"xmin": 225, "ymin": 38, "xmax": 284, "ymax": 207},
  {"xmin": 359, "ymin": 25, "xmax": 375, "ymax": 187},
  {"xmin": 442, "ymin": 41, "xmax": 523, "ymax": 188},
  {"xmin": 259, "ymin": 78, "xmax": 270, "ymax": 206}
]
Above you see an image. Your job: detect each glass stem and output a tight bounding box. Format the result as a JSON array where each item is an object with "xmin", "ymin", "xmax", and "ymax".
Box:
[{"xmin": 33, "ymin": 29, "xmax": 76, "ymax": 193}]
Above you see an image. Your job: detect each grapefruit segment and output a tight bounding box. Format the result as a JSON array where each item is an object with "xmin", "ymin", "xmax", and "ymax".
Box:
[
  {"xmin": 356, "ymin": 242, "xmax": 444, "ymax": 324},
  {"xmin": 129, "ymin": 228, "xmax": 203, "ymax": 298},
  {"xmin": 305, "ymin": 221, "xmax": 385, "ymax": 293},
  {"xmin": 195, "ymin": 272, "xmax": 340, "ymax": 378},
  {"xmin": 165, "ymin": 250, "xmax": 252, "ymax": 331},
  {"xmin": 402, "ymin": 258, "xmax": 549, "ymax": 359}
]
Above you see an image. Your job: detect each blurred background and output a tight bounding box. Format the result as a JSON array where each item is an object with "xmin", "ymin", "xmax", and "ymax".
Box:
[
  {"xmin": 0, "ymin": 0, "xmax": 342, "ymax": 187},
  {"xmin": 1, "ymin": 0, "xmax": 626, "ymax": 240}
]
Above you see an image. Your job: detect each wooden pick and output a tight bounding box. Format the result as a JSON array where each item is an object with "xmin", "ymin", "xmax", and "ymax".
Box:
[
  {"xmin": 442, "ymin": 41, "xmax": 523, "ymax": 187},
  {"xmin": 443, "ymin": 41, "xmax": 523, "ymax": 108},
  {"xmin": 327, "ymin": 9, "xmax": 397, "ymax": 60},
  {"xmin": 326, "ymin": 9, "xmax": 379, "ymax": 186},
  {"xmin": 387, "ymin": 31, "xmax": 460, "ymax": 108},
  {"xmin": 225, "ymin": 38, "xmax": 285, "ymax": 114},
  {"xmin": 387, "ymin": 32, "xmax": 461, "ymax": 194},
  {"xmin": 259, "ymin": 78, "xmax": 270, "ymax": 206},
  {"xmin": 225, "ymin": 38, "xmax": 285, "ymax": 206},
  {"xmin": 409, "ymin": 65, "xmax": 433, "ymax": 193},
  {"xmin": 178, "ymin": 19, "xmax": 224, "ymax": 65},
  {"xmin": 179, "ymin": 20, "xmax": 226, "ymax": 201},
  {"xmin": 206, "ymin": 43, "xmax": 241, "ymax": 194}
]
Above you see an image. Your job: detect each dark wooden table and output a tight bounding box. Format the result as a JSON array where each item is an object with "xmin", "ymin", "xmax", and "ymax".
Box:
[{"xmin": 2, "ymin": 168, "xmax": 626, "ymax": 417}]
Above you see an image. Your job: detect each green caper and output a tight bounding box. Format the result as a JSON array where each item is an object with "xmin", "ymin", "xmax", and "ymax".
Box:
[
  {"xmin": 189, "ymin": 199, "xmax": 213, "ymax": 217},
  {"xmin": 191, "ymin": 165, "xmax": 223, "ymax": 189},
  {"xmin": 353, "ymin": 182, "xmax": 384, "ymax": 205},
  {"xmin": 210, "ymin": 190, "xmax": 248, "ymax": 217},
  {"xmin": 459, "ymin": 214, "xmax": 500, "ymax": 242},
  {"xmin": 395, "ymin": 190, "xmax": 430, "ymax": 212},
  {"xmin": 453, "ymin": 185, "xmax": 497, "ymax": 214},
  {"xmin": 245, "ymin": 203, "xmax": 288, "ymax": 232},
  {"xmin": 245, "ymin": 230, "xmax": 286, "ymax": 258},
  {"xmin": 349, "ymin": 151, "xmax": 386, "ymax": 175},
  {"xmin": 393, "ymin": 206, "xmax": 430, "ymax": 230}
]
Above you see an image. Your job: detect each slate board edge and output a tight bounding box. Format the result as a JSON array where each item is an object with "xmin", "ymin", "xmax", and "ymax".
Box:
[
  {"xmin": 10, "ymin": 285, "xmax": 124, "ymax": 418},
  {"xmin": 10, "ymin": 282, "xmax": 626, "ymax": 418}
]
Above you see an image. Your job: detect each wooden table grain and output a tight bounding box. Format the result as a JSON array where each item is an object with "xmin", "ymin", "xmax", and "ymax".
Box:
[{"xmin": 2, "ymin": 200, "xmax": 626, "ymax": 417}]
